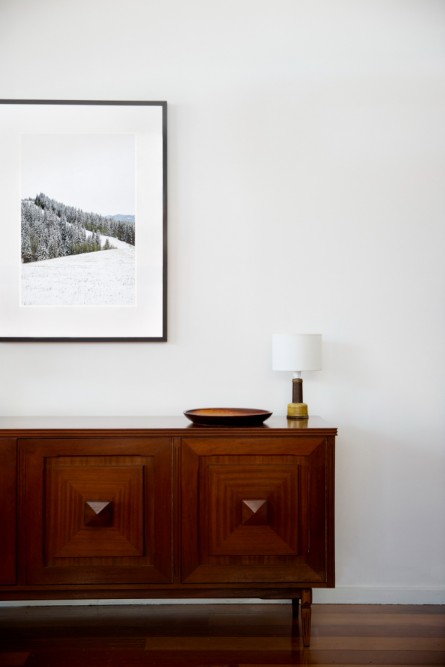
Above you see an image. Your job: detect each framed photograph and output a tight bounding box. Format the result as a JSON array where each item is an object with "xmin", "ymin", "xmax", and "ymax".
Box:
[{"xmin": 0, "ymin": 100, "xmax": 167, "ymax": 341}]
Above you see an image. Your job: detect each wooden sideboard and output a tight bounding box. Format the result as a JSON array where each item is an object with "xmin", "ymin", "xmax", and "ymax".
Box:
[{"xmin": 0, "ymin": 416, "xmax": 336, "ymax": 647}]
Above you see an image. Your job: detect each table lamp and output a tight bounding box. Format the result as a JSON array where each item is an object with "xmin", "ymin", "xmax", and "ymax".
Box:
[{"xmin": 272, "ymin": 333, "xmax": 322, "ymax": 419}]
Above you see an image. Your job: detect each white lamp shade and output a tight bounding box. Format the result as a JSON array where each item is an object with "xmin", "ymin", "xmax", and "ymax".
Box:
[{"xmin": 272, "ymin": 334, "xmax": 322, "ymax": 371}]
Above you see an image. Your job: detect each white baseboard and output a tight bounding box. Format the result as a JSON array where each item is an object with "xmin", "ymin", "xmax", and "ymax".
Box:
[
  {"xmin": 313, "ymin": 586, "xmax": 445, "ymax": 605},
  {"xmin": 1, "ymin": 587, "xmax": 444, "ymax": 607}
]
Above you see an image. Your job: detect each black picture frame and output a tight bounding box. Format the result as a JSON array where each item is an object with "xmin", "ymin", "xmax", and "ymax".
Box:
[{"xmin": 0, "ymin": 99, "xmax": 167, "ymax": 342}]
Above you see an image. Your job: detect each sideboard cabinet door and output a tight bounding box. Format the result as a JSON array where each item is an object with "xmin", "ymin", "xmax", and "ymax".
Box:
[
  {"xmin": 181, "ymin": 436, "xmax": 334, "ymax": 586},
  {"xmin": 0, "ymin": 440, "xmax": 17, "ymax": 584},
  {"xmin": 18, "ymin": 438, "xmax": 173, "ymax": 585}
]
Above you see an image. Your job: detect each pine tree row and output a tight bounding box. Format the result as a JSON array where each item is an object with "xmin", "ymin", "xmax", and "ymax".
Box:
[
  {"xmin": 34, "ymin": 193, "xmax": 135, "ymax": 245},
  {"xmin": 21, "ymin": 195, "xmax": 123, "ymax": 264}
]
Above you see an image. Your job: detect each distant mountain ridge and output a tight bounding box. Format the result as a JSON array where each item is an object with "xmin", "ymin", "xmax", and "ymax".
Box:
[{"xmin": 108, "ymin": 214, "xmax": 135, "ymax": 224}]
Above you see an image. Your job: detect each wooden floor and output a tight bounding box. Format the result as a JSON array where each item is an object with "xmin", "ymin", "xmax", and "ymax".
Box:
[{"xmin": 0, "ymin": 602, "xmax": 444, "ymax": 666}]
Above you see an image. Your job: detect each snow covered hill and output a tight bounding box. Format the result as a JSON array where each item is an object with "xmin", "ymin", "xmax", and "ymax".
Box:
[{"xmin": 21, "ymin": 238, "xmax": 135, "ymax": 306}]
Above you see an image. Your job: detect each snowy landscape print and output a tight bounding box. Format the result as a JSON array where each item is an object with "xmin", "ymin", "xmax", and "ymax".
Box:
[{"xmin": 20, "ymin": 133, "xmax": 136, "ymax": 307}]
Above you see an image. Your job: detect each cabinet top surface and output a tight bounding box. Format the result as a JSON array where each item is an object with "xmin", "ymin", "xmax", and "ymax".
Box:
[{"xmin": 0, "ymin": 415, "xmax": 337, "ymax": 436}]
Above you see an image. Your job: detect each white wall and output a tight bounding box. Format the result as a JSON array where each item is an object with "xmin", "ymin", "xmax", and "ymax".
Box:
[{"xmin": 0, "ymin": 0, "xmax": 444, "ymax": 604}]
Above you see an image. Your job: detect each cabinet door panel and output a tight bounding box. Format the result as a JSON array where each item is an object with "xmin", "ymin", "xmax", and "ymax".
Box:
[
  {"xmin": 181, "ymin": 436, "xmax": 334, "ymax": 586},
  {"xmin": 19, "ymin": 438, "xmax": 172, "ymax": 585},
  {"xmin": 0, "ymin": 439, "xmax": 17, "ymax": 584}
]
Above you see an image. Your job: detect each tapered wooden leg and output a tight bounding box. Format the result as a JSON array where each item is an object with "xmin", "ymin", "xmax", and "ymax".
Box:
[
  {"xmin": 301, "ymin": 588, "xmax": 312, "ymax": 647},
  {"xmin": 290, "ymin": 597, "xmax": 300, "ymax": 638}
]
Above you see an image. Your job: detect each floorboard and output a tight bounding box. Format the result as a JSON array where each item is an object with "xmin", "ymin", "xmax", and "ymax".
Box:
[{"xmin": 0, "ymin": 603, "xmax": 443, "ymax": 666}]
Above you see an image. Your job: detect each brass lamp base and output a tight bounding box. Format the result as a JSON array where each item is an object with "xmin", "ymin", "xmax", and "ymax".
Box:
[{"xmin": 287, "ymin": 402, "xmax": 309, "ymax": 420}]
